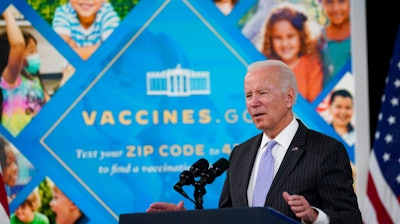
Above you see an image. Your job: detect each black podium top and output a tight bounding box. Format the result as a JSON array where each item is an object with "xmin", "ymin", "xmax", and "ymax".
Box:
[{"xmin": 119, "ymin": 207, "xmax": 300, "ymax": 224}]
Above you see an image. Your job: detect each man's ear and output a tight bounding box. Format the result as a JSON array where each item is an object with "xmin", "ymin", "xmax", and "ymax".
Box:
[{"xmin": 286, "ymin": 88, "xmax": 295, "ymax": 107}]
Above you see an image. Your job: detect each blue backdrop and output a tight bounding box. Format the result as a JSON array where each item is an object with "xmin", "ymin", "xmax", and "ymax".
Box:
[{"xmin": 1, "ymin": 0, "xmax": 355, "ymax": 223}]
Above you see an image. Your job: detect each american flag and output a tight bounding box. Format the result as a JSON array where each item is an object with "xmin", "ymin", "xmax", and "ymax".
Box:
[
  {"xmin": 363, "ymin": 25, "xmax": 400, "ymax": 224},
  {"xmin": 0, "ymin": 172, "xmax": 10, "ymax": 224}
]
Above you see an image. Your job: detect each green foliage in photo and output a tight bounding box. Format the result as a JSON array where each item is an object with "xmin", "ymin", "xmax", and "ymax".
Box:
[{"xmin": 26, "ymin": 0, "xmax": 140, "ymax": 24}]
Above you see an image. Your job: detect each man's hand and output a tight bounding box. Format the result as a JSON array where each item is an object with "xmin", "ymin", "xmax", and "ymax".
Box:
[
  {"xmin": 146, "ymin": 201, "xmax": 186, "ymax": 213},
  {"xmin": 283, "ymin": 192, "xmax": 318, "ymax": 223}
]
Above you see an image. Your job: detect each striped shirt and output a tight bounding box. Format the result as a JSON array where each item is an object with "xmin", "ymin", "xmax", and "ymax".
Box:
[{"xmin": 52, "ymin": 2, "xmax": 120, "ymax": 47}]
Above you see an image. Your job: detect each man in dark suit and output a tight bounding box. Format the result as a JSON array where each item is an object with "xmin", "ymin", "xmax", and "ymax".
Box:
[{"xmin": 147, "ymin": 60, "xmax": 362, "ymax": 224}]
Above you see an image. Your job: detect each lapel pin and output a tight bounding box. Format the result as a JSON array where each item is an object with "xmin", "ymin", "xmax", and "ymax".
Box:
[{"xmin": 291, "ymin": 147, "xmax": 299, "ymax": 151}]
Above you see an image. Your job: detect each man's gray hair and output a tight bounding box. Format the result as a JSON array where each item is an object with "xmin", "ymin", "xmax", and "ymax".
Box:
[{"xmin": 247, "ymin": 60, "xmax": 298, "ymax": 102}]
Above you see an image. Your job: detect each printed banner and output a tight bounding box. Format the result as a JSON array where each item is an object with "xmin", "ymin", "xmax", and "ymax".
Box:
[{"xmin": 0, "ymin": 0, "xmax": 356, "ymax": 223}]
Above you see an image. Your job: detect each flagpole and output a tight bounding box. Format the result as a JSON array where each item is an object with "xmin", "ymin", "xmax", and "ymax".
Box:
[{"xmin": 351, "ymin": 0, "xmax": 370, "ymax": 213}]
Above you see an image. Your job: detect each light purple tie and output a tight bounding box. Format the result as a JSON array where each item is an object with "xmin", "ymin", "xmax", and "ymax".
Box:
[{"xmin": 252, "ymin": 140, "xmax": 278, "ymax": 207}]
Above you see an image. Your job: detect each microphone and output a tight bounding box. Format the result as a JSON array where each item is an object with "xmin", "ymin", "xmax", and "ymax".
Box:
[
  {"xmin": 196, "ymin": 158, "xmax": 229, "ymax": 188},
  {"xmin": 174, "ymin": 158, "xmax": 209, "ymax": 196},
  {"xmin": 188, "ymin": 158, "xmax": 209, "ymax": 177}
]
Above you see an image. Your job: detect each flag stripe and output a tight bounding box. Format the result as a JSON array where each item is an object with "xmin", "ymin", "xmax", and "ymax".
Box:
[
  {"xmin": 0, "ymin": 209, "xmax": 10, "ymax": 224},
  {"xmin": 369, "ymin": 150, "xmax": 400, "ymax": 222},
  {"xmin": 367, "ymin": 173, "xmax": 393, "ymax": 224},
  {"xmin": 364, "ymin": 197, "xmax": 379, "ymax": 224}
]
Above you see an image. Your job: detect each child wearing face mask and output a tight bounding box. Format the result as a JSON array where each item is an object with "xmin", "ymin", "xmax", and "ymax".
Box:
[
  {"xmin": 22, "ymin": 32, "xmax": 42, "ymax": 75},
  {"xmin": 0, "ymin": 6, "xmax": 50, "ymax": 136}
]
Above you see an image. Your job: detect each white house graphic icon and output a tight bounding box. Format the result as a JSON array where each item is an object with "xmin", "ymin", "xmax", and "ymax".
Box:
[{"xmin": 146, "ymin": 64, "xmax": 211, "ymax": 96}]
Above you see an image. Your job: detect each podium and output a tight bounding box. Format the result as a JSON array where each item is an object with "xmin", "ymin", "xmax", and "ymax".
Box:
[{"xmin": 119, "ymin": 207, "xmax": 300, "ymax": 224}]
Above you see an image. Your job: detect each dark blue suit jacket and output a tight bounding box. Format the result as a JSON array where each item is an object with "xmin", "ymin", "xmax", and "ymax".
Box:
[{"xmin": 219, "ymin": 119, "xmax": 362, "ymax": 224}]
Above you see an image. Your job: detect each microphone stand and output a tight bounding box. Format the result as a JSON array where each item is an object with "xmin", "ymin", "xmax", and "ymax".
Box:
[
  {"xmin": 173, "ymin": 158, "xmax": 229, "ymax": 210},
  {"xmin": 194, "ymin": 184, "xmax": 206, "ymax": 209}
]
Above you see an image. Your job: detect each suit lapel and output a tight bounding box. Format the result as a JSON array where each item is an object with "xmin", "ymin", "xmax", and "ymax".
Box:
[{"xmin": 265, "ymin": 120, "xmax": 308, "ymax": 204}]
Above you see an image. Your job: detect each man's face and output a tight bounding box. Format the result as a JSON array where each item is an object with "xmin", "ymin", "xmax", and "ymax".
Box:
[{"xmin": 244, "ymin": 68, "xmax": 293, "ymax": 135}]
